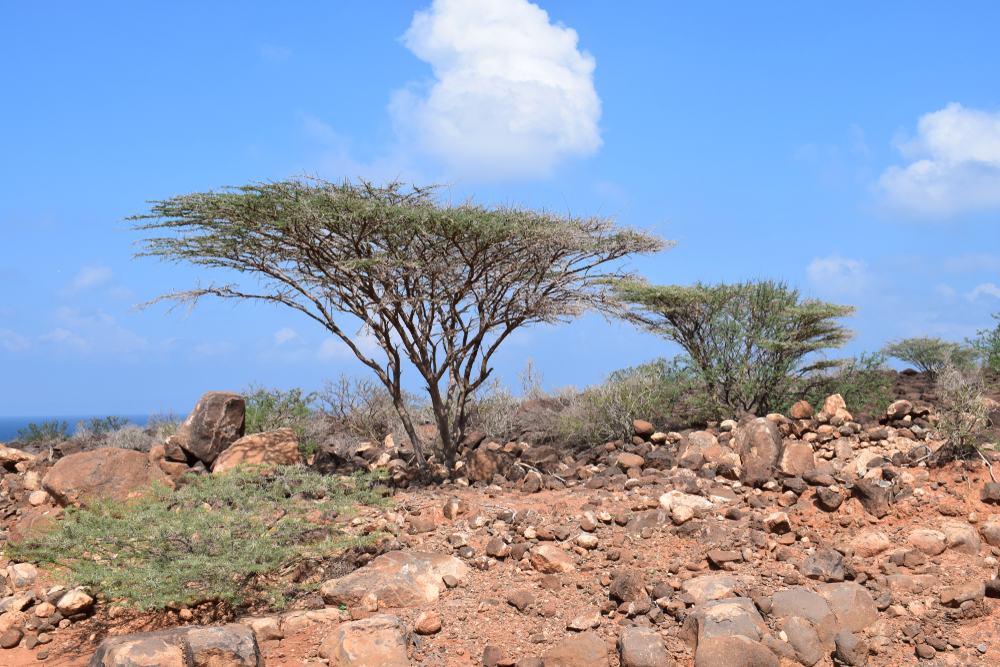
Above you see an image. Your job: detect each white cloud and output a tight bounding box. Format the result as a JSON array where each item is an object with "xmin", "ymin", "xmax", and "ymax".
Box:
[
  {"xmin": 965, "ymin": 282, "xmax": 1000, "ymax": 301},
  {"xmin": 39, "ymin": 328, "xmax": 89, "ymax": 353},
  {"xmin": 0, "ymin": 329, "xmax": 29, "ymax": 352},
  {"xmin": 318, "ymin": 334, "xmax": 382, "ymax": 361},
  {"xmin": 64, "ymin": 263, "xmax": 113, "ymax": 295},
  {"xmin": 390, "ymin": 0, "xmax": 602, "ymax": 179},
  {"xmin": 39, "ymin": 307, "xmax": 148, "ymax": 356},
  {"xmin": 876, "ymin": 103, "xmax": 1000, "ymax": 217},
  {"xmin": 274, "ymin": 327, "xmax": 299, "ymax": 346},
  {"xmin": 806, "ymin": 253, "xmax": 871, "ymax": 295}
]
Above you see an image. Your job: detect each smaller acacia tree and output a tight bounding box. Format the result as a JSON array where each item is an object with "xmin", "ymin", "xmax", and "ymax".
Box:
[
  {"xmin": 130, "ymin": 178, "xmax": 669, "ymax": 469},
  {"xmin": 615, "ymin": 279, "xmax": 855, "ymax": 416},
  {"xmin": 880, "ymin": 336, "xmax": 977, "ymax": 379}
]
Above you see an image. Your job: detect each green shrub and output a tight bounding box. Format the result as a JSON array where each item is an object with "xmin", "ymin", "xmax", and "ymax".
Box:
[
  {"xmin": 616, "ymin": 279, "xmax": 855, "ymax": 416},
  {"xmin": 8, "ymin": 466, "xmax": 390, "ymax": 610},
  {"xmin": 242, "ymin": 384, "xmax": 318, "ymax": 457},
  {"xmin": 84, "ymin": 415, "xmax": 132, "ymax": 437},
  {"xmin": 880, "ymin": 336, "xmax": 977, "ymax": 379},
  {"xmin": 781, "ymin": 352, "xmax": 894, "ymax": 416},
  {"xmin": 968, "ymin": 312, "xmax": 1000, "ymax": 374},
  {"xmin": 17, "ymin": 420, "xmax": 69, "ymax": 442}
]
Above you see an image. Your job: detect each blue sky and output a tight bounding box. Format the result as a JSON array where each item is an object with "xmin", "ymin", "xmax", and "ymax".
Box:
[{"xmin": 2, "ymin": 1, "xmax": 999, "ymax": 417}]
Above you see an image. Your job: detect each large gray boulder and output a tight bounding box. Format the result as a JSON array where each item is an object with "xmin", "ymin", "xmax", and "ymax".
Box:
[
  {"xmin": 619, "ymin": 627, "xmax": 670, "ymax": 667},
  {"xmin": 171, "ymin": 391, "xmax": 246, "ymax": 466},
  {"xmin": 681, "ymin": 598, "xmax": 767, "ymax": 649},
  {"xmin": 734, "ymin": 418, "xmax": 783, "ymax": 485},
  {"xmin": 87, "ymin": 624, "xmax": 261, "ymax": 667},
  {"xmin": 817, "ymin": 582, "xmax": 878, "ymax": 634},
  {"xmin": 768, "ymin": 589, "xmax": 837, "ymax": 650}
]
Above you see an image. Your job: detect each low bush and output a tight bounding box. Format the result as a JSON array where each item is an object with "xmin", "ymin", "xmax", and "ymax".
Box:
[
  {"xmin": 968, "ymin": 312, "xmax": 1000, "ymax": 374},
  {"xmin": 242, "ymin": 384, "xmax": 319, "ymax": 458},
  {"xmin": 467, "ymin": 377, "xmax": 522, "ymax": 444},
  {"xmin": 781, "ymin": 352, "xmax": 895, "ymax": 417},
  {"xmin": 936, "ymin": 364, "xmax": 993, "ymax": 461},
  {"xmin": 8, "ymin": 465, "xmax": 390, "ymax": 610},
  {"xmin": 881, "ymin": 336, "xmax": 977, "ymax": 379},
  {"xmin": 17, "ymin": 420, "xmax": 69, "ymax": 442}
]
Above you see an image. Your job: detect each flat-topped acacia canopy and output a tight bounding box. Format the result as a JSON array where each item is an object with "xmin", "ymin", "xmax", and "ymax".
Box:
[{"xmin": 129, "ymin": 177, "xmax": 671, "ymax": 469}]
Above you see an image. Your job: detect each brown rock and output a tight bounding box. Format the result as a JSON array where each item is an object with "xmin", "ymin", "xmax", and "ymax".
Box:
[
  {"xmin": 413, "ymin": 611, "xmax": 441, "ymax": 635},
  {"xmin": 616, "ymin": 453, "xmax": 645, "ymax": 470},
  {"xmin": 734, "ymin": 418, "xmax": 783, "ymax": 469},
  {"xmin": 408, "ymin": 516, "xmax": 437, "ymax": 534},
  {"xmin": 619, "ymin": 626, "xmax": 669, "ymax": 667},
  {"xmin": 633, "ymin": 420, "xmax": 655, "ymax": 439},
  {"xmin": 530, "ymin": 544, "xmax": 575, "ymax": 574},
  {"xmin": 467, "ymin": 447, "xmax": 505, "ymax": 482},
  {"xmin": 56, "ymin": 589, "xmax": 94, "ymax": 615},
  {"xmin": 320, "ymin": 551, "xmax": 468, "ymax": 608},
  {"xmin": 543, "ymin": 631, "xmax": 609, "ymax": 667},
  {"xmin": 0, "ymin": 444, "xmax": 33, "ymax": 466},
  {"xmin": 211, "ymin": 428, "xmax": 299, "ymax": 473},
  {"xmin": 42, "ymin": 448, "xmax": 171, "ymax": 507},
  {"xmin": 777, "ymin": 443, "xmax": 816, "ymax": 476},
  {"xmin": 835, "ymin": 630, "xmax": 869, "ymax": 666},
  {"xmin": 486, "ymin": 538, "xmax": 511, "ymax": 558},
  {"xmin": 88, "ymin": 625, "xmax": 261, "ymax": 667},
  {"xmin": 508, "ymin": 590, "xmax": 535, "ymax": 611},
  {"xmin": 609, "ymin": 569, "xmax": 647, "ymax": 603},
  {"xmin": 693, "ymin": 636, "xmax": 778, "ymax": 667},
  {"xmin": 172, "ymin": 391, "xmax": 246, "ymax": 466},
  {"xmin": 790, "ymin": 401, "xmax": 815, "ymax": 420},
  {"xmin": 0, "ymin": 627, "xmax": 23, "ymax": 649},
  {"xmin": 318, "ymin": 615, "xmax": 410, "ymax": 667}
]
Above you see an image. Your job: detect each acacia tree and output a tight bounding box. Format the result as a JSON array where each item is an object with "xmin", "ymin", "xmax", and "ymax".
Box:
[
  {"xmin": 130, "ymin": 178, "xmax": 669, "ymax": 469},
  {"xmin": 615, "ymin": 279, "xmax": 855, "ymax": 415}
]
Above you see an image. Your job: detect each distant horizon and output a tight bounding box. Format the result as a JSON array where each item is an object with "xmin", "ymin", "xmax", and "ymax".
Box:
[{"xmin": 0, "ymin": 413, "xmax": 164, "ymax": 443}]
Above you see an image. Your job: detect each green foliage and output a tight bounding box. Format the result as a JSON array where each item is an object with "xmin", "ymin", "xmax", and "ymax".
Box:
[
  {"xmin": 616, "ymin": 279, "xmax": 855, "ymax": 415},
  {"xmin": 968, "ymin": 312, "xmax": 1000, "ymax": 374},
  {"xmin": 242, "ymin": 384, "xmax": 318, "ymax": 458},
  {"xmin": 84, "ymin": 416, "xmax": 132, "ymax": 437},
  {"xmin": 8, "ymin": 466, "xmax": 390, "ymax": 611},
  {"xmin": 880, "ymin": 336, "xmax": 977, "ymax": 379},
  {"xmin": 936, "ymin": 365, "xmax": 991, "ymax": 457},
  {"xmin": 558, "ymin": 357, "xmax": 720, "ymax": 447},
  {"xmin": 781, "ymin": 352, "xmax": 894, "ymax": 416},
  {"xmin": 17, "ymin": 420, "xmax": 69, "ymax": 442}
]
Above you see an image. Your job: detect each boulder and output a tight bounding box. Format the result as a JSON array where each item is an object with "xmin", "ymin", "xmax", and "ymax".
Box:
[
  {"xmin": 530, "ymin": 544, "xmax": 576, "ymax": 574},
  {"xmin": 680, "ymin": 575, "xmax": 738, "ymax": 605},
  {"xmin": 733, "ymin": 418, "xmax": 783, "ymax": 470},
  {"xmin": 467, "ymin": 447, "xmax": 505, "ymax": 482},
  {"xmin": 172, "ymin": 391, "xmax": 246, "ymax": 466},
  {"xmin": 212, "ymin": 428, "xmax": 300, "ymax": 473},
  {"xmin": 800, "ymin": 549, "xmax": 845, "ymax": 582},
  {"xmin": 815, "ymin": 487, "xmax": 844, "ymax": 512},
  {"xmin": 980, "ymin": 515, "xmax": 1000, "ymax": 547},
  {"xmin": 619, "ymin": 626, "xmax": 669, "ymax": 667},
  {"xmin": 942, "ymin": 521, "xmax": 981, "ymax": 555},
  {"xmin": 43, "ymin": 448, "xmax": 170, "ymax": 507},
  {"xmin": 56, "ymin": 589, "xmax": 94, "ymax": 615},
  {"xmin": 633, "ymin": 420, "xmax": 655, "ymax": 439},
  {"xmin": 317, "ymin": 615, "xmax": 410, "ymax": 667},
  {"xmin": 852, "ymin": 532, "xmax": 891, "ymax": 558},
  {"xmin": 851, "ymin": 479, "xmax": 891, "ymax": 518},
  {"xmin": 817, "ymin": 583, "xmax": 878, "ymax": 634},
  {"xmin": 907, "ymin": 529, "xmax": 947, "ymax": 556},
  {"xmin": 659, "ymin": 491, "xmax": 714, "ymax": 512},
  {"xmin": 768, "ymin": 589, "xmax": 837, "ymax": 650},
  {"xmin": 835, "ymin": 630, "xmax": 869, "ymax": 666},
  {"xmin": 87, "ymin": 625, "xmax": 261, "ymax": 667},
  {"xmin": 693, "ymin": 636, "xmax": 778, "ymax": 667},
  {"xmin": 543, "ymin": 631, "xmax": 608, "ymax": 667},
  {"xmin": 0, "ymin": 444, "xmax": 32, "ymax": 466},
  {"xmin": 320, "ymin": 551, "xmax": 468, "ymax": 608},
  {"xmin": 680, "ymin": 598, "xmax": 767, "ymax": 648},
  {"xmin": 777, "ymin": 443, "xmax": 816, "ymax": 476},
  {"xmin": 789, "ymin": 401, "xmax": 815, "ymax": 420},
  {"xmin": 609, "ymin": 569, "xmax": 646, "ymax": 603},
  {"xmin": 886, "ymin": 400, "xmax": 912, "ymax": 420},
  {"xmin": 777, "ymin": 616, "xmax": 823, "ymax": 667}
]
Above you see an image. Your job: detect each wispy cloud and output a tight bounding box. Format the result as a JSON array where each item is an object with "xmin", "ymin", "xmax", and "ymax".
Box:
[
  {"xmin": 38, "ymin": 307, "xmax": 148, "ymax": 357},
  {"xmin": 274, "ymin": 327, "xmax": 299, "ymax": 345},
  {"xmin": 63, "ymin": 263, "xmax": 113, "ymax": 295},
  {"xmin": 965, "ymin": 282, "xmax": 1000, "ymax": 301},
  {"xmin": 806, "ymin": 253, "xmax": 872, "ymax": 295},
  {"xmin": 875, "ymin": 103, "xmax": 1000, "ymax": 217},
  {"xmin": 389, "ymin": 0, "xmax": 602, "ymax": 180},
  {"xmin": 194, "ymin": 341, "xmax": 234, "ymax": 356},
  {"xmin": 0, "ymin": 329, "xmax": 29, "ymax": 352}
]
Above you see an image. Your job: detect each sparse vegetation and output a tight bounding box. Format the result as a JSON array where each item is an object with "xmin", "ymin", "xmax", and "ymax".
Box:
[
  {"xmin": 881, "ymin": 336, "xmax": 977, "ymax": 379},
  {"xmin": 968, "ymin": 312, "xmax": 1000, "ymax": 374},
  {"xmin": 242, "ymin": 384, "xmax": 320, "ymax": 457},
  {"xmin": 8, "ymin": 466, "xmax": 390, "ymax": 610},
  {"xmin": 16, "ymin": 420, "xmax": 69, "ymax": 442},
  {"xmin": 784, "ymin": 352, "xmax": 895, "ymax": 417},
  {"xmin": 936, "ymin": 364, "xmax": 992, "ymax": 458},
  {"xmin": 616, "ymin": 279, "xmax": 855, "ymax": 416}
]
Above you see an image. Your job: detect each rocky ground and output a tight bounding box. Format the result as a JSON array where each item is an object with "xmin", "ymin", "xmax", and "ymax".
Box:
[{"xmin": 3, "ymin": 370, "xmax": 1000, "ymax": 667}]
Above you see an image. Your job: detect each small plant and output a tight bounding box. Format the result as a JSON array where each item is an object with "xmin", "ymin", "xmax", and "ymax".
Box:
[
  {"xmin": 86, "ymin": 415, "xmax": 132, "ymax": 437},
  {"xmin": 936, "ymin": 365, "xmax": 991, "ymax": 456},
  {"xmin": 317, "ymin": 375, "xmax": 399, "ymax": 442},
  {"xmin": 17, "ymin": 420, "xmax": 69, "ymax": 442},
  {"xmin": 968, "ymin": 312, "xmax": 1000, "ymax": 374},
  {"xmin": 467, "ymin": 377, "xmax": 521, "ymax": 443},
  {"xmin": 880, "ymin": 336, "xmax": 977, "ymax": 379},
  {"xmin": 518, "ymin": 358, "xmax": 547, "ymax": 401},
  {"xmin": 8, "ymin": 465, "xmax": 390, "ymax": 610},
  {"xmin": 147, "ymin": 410, "xmax": 182, "ymax": 438},
  {"xmin": 242, "ymin": 384, "xmax": 318, "ymax": 457}
]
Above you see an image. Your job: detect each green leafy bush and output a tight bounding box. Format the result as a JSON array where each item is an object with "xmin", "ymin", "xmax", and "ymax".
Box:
[
  {"xmin": 616, "ymin": 279, "xmax": 855, "ymax": 416},
  {"xmin": 781, "ymin": 352, "xmax": 894, "ymax": 417},
  {"xmin": 17, "ymin": 420, "xmax": 69, "ymax": 442},
  {"xmin": 880, "ymin": 336, "xmax": 977, "ymax": 379},
  {"xmin": 968, "ymin": 312, "xmax": 1000, "ymax": 374},
  {"xmin": 8, "ymin": 466, "xmax": 389, "ymax": 610},
  {"xmin": 242, "ymin": 384, "xmax": 319, "ymax": 457}
]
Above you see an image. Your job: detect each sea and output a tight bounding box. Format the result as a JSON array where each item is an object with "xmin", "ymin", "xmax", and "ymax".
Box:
[{"xmin": 0, "ymin": 414, "xmax": 155, "ymax": 443}]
